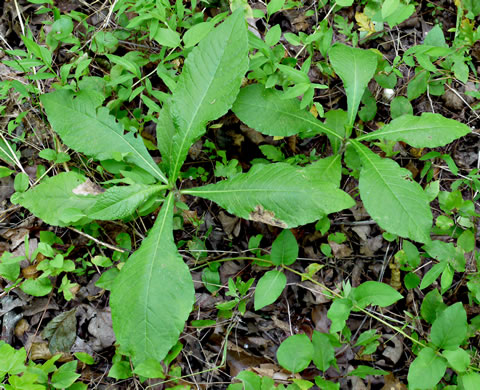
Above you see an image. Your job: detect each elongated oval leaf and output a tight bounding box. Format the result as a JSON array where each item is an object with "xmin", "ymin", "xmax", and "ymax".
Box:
[
  {"xmin": 40, "ymin": 90, "xmax": 167, "ymax": 183},
  {"xmin": 358, "ymin": 112, "xmax": 471, "ymax": 147},
  {"xmin": 87, "ymin": 184, "xmax": 165, "ymax": 220},
  {"xmin": 166, "ymin": 9, "xmax": 248, "ymax": 182},
  {"xmin": 232, "ymin": 84, "xmax": 342, "ymax": 139},
  {"xmin": 353, "ymin": 281, "xmax": 403, "ymax": 309},
  {"xmin": 14, "ymin": 172, "xmax": 96, "ymax": 226},
  {"xmin": 110, "ymin": 193, "xmax": 195, "ymax": 364},
  {"xmin": 329, "ymin": 44, "xmax": 377, "ymax": 126},
  {"xmin": 182, "ymin": 163, "xmax": 354, "ymax": 228},
  {"xmin": 254, "ymin": 270, "xmax": 286, "ymax": 310},
  {"xmin": 352, "ymin": 141, "xmax": 432, "ymax": 243},
  {"xmin": 271, "ymin": 229, "xmax": 298, "ymax": 266}
]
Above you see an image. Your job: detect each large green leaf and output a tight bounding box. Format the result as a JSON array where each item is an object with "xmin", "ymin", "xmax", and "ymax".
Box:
[
  {"xmin": 352, "ymin": 141, "xmax": 432, "ymax": 242},
  {"xmin": 14, "ymin": 172, "xmax": 96, "ymax": 226},
  {"xmin": 110, "ymin": 193, "xmax": 194, "ymax": 364},
  {"xmin": 277, "ymin": 334, "xmax": 314, "ymax": 373},
  {"xmin": 40, "ymin": 90, "xmax": 167, "ymax": 183},
  {"xmin": 407, "ymin": 347, "xmax": 446, "ymax": 389},
  {"xmin": 353, "ymin": 281, "xmax": 403, "ymax": 309},
  {"xmin": 358, "ymin": 112, "xmax": 471, "ymax": 147},
  {"xmin": 183, "ymin": 162, "xmax": 354, "ymax": 228},
  {"xmin": 430, "ymin": 302, "xmax": 467, "ymax": 350},
  {"xmin": 232, "ymin": 84, "xmax": 342, "ymax": 140},
  {"xmin": 329, "ymin": 44, "xmax": 377, "ymax": 127},
  {"xmin": 165, "ymin": 9, "xmax": 248, "ymax": 182},
  {"xmin": 87, "ymin": 184, "xmax": 166, "ymax": 220}
]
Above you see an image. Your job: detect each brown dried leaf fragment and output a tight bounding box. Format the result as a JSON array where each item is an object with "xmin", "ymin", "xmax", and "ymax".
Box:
[{"xmin": 249, "ymin": 205, "xmax": 288, "ymax": 228}]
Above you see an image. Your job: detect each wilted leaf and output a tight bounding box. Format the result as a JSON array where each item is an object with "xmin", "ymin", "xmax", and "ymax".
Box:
[{"xmin": 42, "ymin": 308, "xmax": 77, "ymax": 354}]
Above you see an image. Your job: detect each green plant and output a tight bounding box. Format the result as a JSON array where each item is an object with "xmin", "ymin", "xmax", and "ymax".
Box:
[
  {"xmin": 5, "ymin": 3, "xmax": 478, "ymax": 389},
  {"xmin": 0, "ymin": 341, "xmax": 88, "ymax": 390}
]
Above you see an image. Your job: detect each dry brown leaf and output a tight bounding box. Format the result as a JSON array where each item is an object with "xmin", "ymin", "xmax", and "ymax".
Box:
[
  {"xmin": 218, "ymin": 211, "xmax": 241, "ymax": 237},
  {"xmin": 381, "ymin": 373, "xmax": 407, "ymax": 390},
  {"xmin": 329, "ymin": 241, "xmax": 353, "ymax": 258},
  {"xmin": 382, "ymin": 334, "xmax": 403, "ymax": 364}
]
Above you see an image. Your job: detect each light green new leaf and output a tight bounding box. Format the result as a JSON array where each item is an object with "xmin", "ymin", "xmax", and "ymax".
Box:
[
  {"xmin": 352, "ymin": 141, "xmax": 432, "ymax": 242},
  {"xmin": 110, "ymin": 193, "xmax": 194, "ymax": 364},
  {"xmin": 430, "ymin": 302, "xmax": 467, "ymax": 350},
  {"xmin": 353, "ymin": 281, "xmax": 403, "ymax": 309},
  {"xmin": 183, "ymin": 163, "xmax": 354, "ymax": 228},
  {"xmin": 358, "ymin": 113, "xmax": 470, "ymax": 147},
  {"xmin": 407, "ymin": 347, "xmax": 446, "ymax": 389},
  {"xmin": 15, "ymin": 172, "xmax": 96, "ymax": 227},
  {"xmin": 254, "ymin": 270, "xmax": 286, "ymax": 310},
  {"xmin": 166, "ymin": 9, "xmax": 248, "ymax": 182},
  {"xmin": 40, "ymin": 90, "xmax": 167, "ymax": 183},
  {"xmin": 329, "ymin": 44, "xmax": 377, "ymax": 126},
  {"xmin": 87, "ymin": 184, "xmax": 166, "ymax": 220},
  {"xmin": 232, "ymin": 84, "xmax": 342, "ymax": 139}
]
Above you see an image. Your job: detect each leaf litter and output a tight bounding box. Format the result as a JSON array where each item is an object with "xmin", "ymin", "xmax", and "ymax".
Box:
[{"xmin": 0, "ymin": 0, "xmax": 479, "ymax": 389}]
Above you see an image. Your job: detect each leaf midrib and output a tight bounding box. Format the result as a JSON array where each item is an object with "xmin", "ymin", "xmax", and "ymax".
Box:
[
  {"xmin": 353, "ymin": 141, "xmax": 427, "ymax": 238},
  {"xmin": 170, "ymin": 21, "xmax": 238, "ymax": 182},
  {"xmin": 143, "ymin": 192, "xmax": 174, "ymax": 351},
  {"xmin": 53, "ymin": 98, "xmax": 167, "ymax": 183},
  {"xmin": 237, "ymin": 99, "xmax": 343, "ymax": 141}
]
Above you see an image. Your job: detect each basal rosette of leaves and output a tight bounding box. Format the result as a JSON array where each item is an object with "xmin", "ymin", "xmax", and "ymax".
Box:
[{"xmin": 11, "ymin": 8, "xmax": 472, "ymax": 382}]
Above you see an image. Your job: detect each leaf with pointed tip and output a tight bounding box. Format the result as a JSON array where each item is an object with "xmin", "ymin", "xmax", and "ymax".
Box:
[
  {"xmin": 40, "ymin": 90, "xmax": 167, "ymax": 183},
  {"xmin": 110, "ymin": 193, "xmax": 194, "ymax": 364},
  {"xmin": 254, "ymin": 270, "xmax": 286, "ymax": 310},
  {"xmin": 41, "ymin": 308, "xmax": 77, "ymax": 354},
  {"xmin": 407, "ymin": 347, "xmax": 447, "ymax": 389},
  {"xmin": 358, "ymin": 112, "xmax": 470, "ymax": 147},
  {"xmin": 352, "ymin": 141, "xmax": 432, "ymax": 242},
  {"xmin": 329, "ymin": 44, "xmax": 377, "ymax": 127},
  {"xmin": 166, "ymin": 9, "xmax": 248, "ymax": 182},
  {"xmin": 87, "ymin": 184, "xmax": 166, "ymax": 220},
  {"xmin": 14, "ymin": 172, "xmax": 96, "ymax": 226},
  {"xmin": 232, "ymin": 84, "xmax": 342, "ymax": 139},
  {"xmin": 183, "ymin": 163, "xmax": 354, "ymax": 228}
]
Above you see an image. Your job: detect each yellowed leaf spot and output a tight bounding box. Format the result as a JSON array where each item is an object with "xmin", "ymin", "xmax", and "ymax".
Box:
[
  {"xmin": 355, "ymin": 12, "xmax": 376, "ymax": 36},
  {"xmin": 72, "ymin": 179, "xmax": 104, "ymax": 196},
  {"xmin": 249, "ymin": 205, "xmax": 288, "ymax": 228}
]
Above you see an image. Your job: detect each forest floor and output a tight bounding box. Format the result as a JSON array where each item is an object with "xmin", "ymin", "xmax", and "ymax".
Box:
[{"xmin": 1, "ymin": 0, "xmax": 480, "ymax": 389}]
